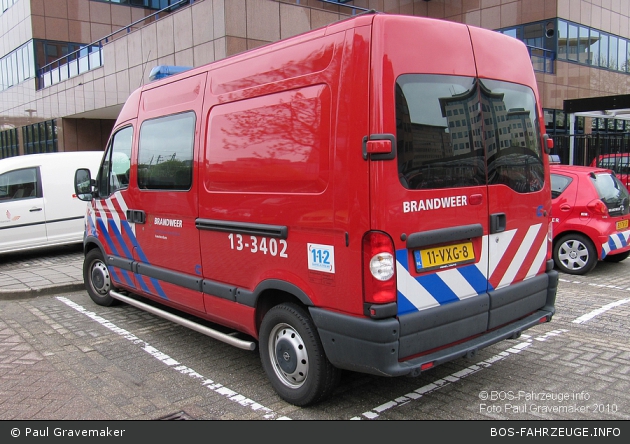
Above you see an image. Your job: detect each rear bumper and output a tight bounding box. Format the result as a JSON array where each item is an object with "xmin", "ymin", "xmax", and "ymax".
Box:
[
  {"xmin": 600, "ymin": 229, "xmax": 630, "ymax": 258},
  {"xmin": 310, "ymin": 268, "xmax": 557, "ymax": 377}
]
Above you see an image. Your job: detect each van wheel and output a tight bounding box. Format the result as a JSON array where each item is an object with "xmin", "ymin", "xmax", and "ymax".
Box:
[
  {"xmin": 603, "ymin": 250, "xmax": 630, "ymax": 263},
  {"xmin": 553, "ymin": 234, "xmax": 597, "ymax": 275},
  {"xmin": 84, "ymin": 249, "xmax": 119, "ymax": 306},
  {"xmin": 259, "ymin": 303, "xmax": 340, "ymax": 406}
]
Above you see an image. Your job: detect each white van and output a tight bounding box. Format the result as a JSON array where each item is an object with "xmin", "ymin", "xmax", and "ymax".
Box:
[{"xmin": 0, "ymin": 151, "xmax": 103, "ymax": 254}]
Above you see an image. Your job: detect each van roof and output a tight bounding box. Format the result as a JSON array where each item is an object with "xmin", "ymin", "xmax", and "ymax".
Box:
[
  {"xmin": 0, "ymin": 151, "xmax": 103, "ymax": 171},
  {"xmin": 152, "ymin": 11, "xmax": 379, "ymax": 84}
]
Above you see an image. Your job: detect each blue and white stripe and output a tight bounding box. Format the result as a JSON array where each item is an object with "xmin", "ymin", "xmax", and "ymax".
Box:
[
  {"xmin": 601, "ymin": 229, "xmax": 630, "ymax": 258},
  {"xmin": 396, "ymin": 225, "xmax": 546, "ymax": 316}
]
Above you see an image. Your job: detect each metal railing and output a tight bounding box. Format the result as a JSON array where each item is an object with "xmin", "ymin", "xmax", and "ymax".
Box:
[
  {"xmin": 318, "ymin": 0, "xmax": 370, "ymax": 14},
  {"xmin": 37, "ymin": 0, "xmax": 195, "ymax": 90},
  {"xmin": 550, "ymin": 133, "xmax": 630, "ymax": 166}
]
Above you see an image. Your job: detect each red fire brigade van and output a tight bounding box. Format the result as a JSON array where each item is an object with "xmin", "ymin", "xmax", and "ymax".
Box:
[{"xmin": 74, "ymin": 12, "xmax": 557, "ymax": 406}]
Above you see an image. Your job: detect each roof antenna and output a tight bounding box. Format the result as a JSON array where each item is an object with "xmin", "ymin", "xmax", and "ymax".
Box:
[{"xmin": 140, "ymin": 50, "xmax": 151, "ymax": 88}]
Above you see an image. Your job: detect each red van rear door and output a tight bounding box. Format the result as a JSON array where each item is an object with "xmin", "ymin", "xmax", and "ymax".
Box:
[
  {"xmin": 368, "ymin": 16, "xmax": 550, "ymax": 318},
  {"xmin": 368, "ymin": 16, "xmax": 489, "ymax": 315},
  {"xmin": 470, "ymin": 27, "xmax": 551, "ymax": 298}
]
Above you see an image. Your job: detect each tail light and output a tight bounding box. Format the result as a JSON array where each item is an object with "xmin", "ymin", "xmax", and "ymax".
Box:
[
  {"xmin": 362, "ymin": 231, "xmax": 396, "ymax": 304},
  {"xmin": 586, "ymin": 199, "xmax": 609, "ymax": 216}
]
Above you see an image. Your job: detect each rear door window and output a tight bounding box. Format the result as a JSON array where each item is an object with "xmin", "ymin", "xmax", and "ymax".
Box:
[
  {"xmin": 395, "ymin": 74, "xmax": 544, "ymax": 193},
  {"xmin": 396, "ymin": 75, "xmax": 485, "ymax": 190}
]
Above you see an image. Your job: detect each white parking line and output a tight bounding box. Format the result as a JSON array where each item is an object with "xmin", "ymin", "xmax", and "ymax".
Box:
[
  {"xmin": 558, "ymin": 277, "xmax": 630, "ymax": 324},
  {"xmin": 56, "ymin": 296, "xmax": 291, "ymax": 420},
  {"xmin": 559, "ymin": 277, "xmax": 630, "ymax": 292},
  {"xmin": 350, "ymin": 329, "xmax": 568, "ymax": 420},
  {"xmin": 572, "ymin": 297, "xmax": 630, "ymax": 324}
]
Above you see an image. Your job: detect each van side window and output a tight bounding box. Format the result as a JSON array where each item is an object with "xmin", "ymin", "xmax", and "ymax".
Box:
[
  {"xmin": 395, "ymin": 75, "xmax": 544, "ymax": 193},
  {"xmin": 138, "ymin": 112, "xmax": 195, "ymax": 190},
  {"xmin": 98, "ymin": 126, "xmax": 132, "ymax": 197},
  {"xmin": 0, "ymin": 167, "xmax": 39, "ymax": 201}
]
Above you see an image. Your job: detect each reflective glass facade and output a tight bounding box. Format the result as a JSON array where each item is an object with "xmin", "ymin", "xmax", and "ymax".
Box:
[
  {"xmin": 557, "ymin": 19, "xmax": 630, "ymax": 73},
  {"xmin": 0, "ymin": 128, "xmax": 19, "ymax": 159},
  {"xmin": 96, "ymin": 0, "xmax": 186, "ymax": 9},
  {"xmin": 500, "ymin": 19, "xmax": 630, "ymax": 75},
  {"xmin": 0, "ymin": 43, "xmax": 35, "ymax": 92}
]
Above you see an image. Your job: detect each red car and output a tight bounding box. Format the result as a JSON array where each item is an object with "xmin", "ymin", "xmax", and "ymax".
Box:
[
  {"xmin": 590, "ymin": 154, "xmax": 630, "ymax": 192},
  {"xmin": 551, "ymin": 164, "xmax": 630, "ymax": 275}
]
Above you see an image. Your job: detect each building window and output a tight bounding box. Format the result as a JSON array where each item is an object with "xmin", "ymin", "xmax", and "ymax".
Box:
[
  {"xmin": 591, "ymin": 118, "xmax": 628, "ymax": 134},
  {"xmin": 590, "ymin": 30, "xmax": 600, "ymax": 67},
  {"xmin": 22, "ymin": 120, "xmax": 57, "ymax": 154},
  {"xmin": 499, "ymin": 22, "xmax": 555, "ymax": 73},
  {"xmin": 0, "ymin": 128, "xmax": 19, "ymax": 159},
  {"xmin": 0, "ymin": 42, "xmax": 35, "ymax": 92},
  {"xmin": 92, "ymin": 0, "xmax": 185, "ymax": 9},
  {"xmin": 34, "ymin": 40, "xmax": 82, "ymax": 72},
  {"xmin": 0, "ymin": 0, "xmax": 18, "ymax": 16},
  {"xmin": 500, "ymin": 19, "xmax": 630, "ymax": 75}
]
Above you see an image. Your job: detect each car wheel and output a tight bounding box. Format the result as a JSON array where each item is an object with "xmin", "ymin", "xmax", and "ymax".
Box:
[
  {"xmin": 553, "ymin": 233, "xmax": 598, "ymax": 275},
  {"xmin": 603, "ymin": 250, "xmax": 630, "ymax": 263},
  {"xmin": 84, "ymin": 248, "xmax": 119, "ymax": 306},
  {"xmin": 259, "ymin": 303, "xmax": 340, "ymax": 407}
]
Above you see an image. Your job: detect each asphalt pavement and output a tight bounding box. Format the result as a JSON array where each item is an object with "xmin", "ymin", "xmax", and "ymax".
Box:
[{"xmin": 0, "ymin": 244, "xmax": 85, "ymax": 300}]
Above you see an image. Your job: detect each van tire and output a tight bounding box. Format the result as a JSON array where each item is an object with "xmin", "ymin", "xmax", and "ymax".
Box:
[
  {"xmin": 84, "ymin": 248, "xmax": 119, "ymax": 306},
  {"xmin": 259, "ymin": 303, "xmax": 340, "ymax": 406},
  {"xmin": 553, "ymin": 233, "xmax": 597, "ymax": 275}
]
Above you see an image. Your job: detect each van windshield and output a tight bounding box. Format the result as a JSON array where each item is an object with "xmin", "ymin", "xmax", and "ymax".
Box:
[{"xmin": 396, "ymin": 74, "xmax": 544, "ymax": 193}]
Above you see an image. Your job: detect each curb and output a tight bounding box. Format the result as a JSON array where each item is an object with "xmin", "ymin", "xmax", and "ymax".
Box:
[{"xmin": 0, "ymin": 282, "xmax": 85, "ymax": 301}]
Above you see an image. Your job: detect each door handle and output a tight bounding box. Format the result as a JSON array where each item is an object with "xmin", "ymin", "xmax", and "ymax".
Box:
[
  {"xmin": 559, "ymin": 204, "xmax": 571, "ymax": 211},
  {"xmin": 490, "ymin": 213, "xmax": 506, "ymax": 234},
  {"xmin": 29, "ymin": 207, "xmax": 43, "ymax": 212},
  {"xmin": 126, "ymin": 209, "xmax": 146, "ymax": 224}
]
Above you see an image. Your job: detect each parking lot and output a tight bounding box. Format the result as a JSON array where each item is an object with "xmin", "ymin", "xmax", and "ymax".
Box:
[{"xmin": 1, "ymin": 247, "xmax": 629, "ymax": 421}]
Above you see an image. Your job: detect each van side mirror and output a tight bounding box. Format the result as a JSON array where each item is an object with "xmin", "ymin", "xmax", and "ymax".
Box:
[{"xmin": 74, "ymin": 168, "xmax": 94, "ymax": 201}]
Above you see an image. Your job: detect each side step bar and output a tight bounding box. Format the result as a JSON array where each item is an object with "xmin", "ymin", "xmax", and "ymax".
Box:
[{"xmin": 110, "ymin": 290, "xmax": 257, "ymax": 351}]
